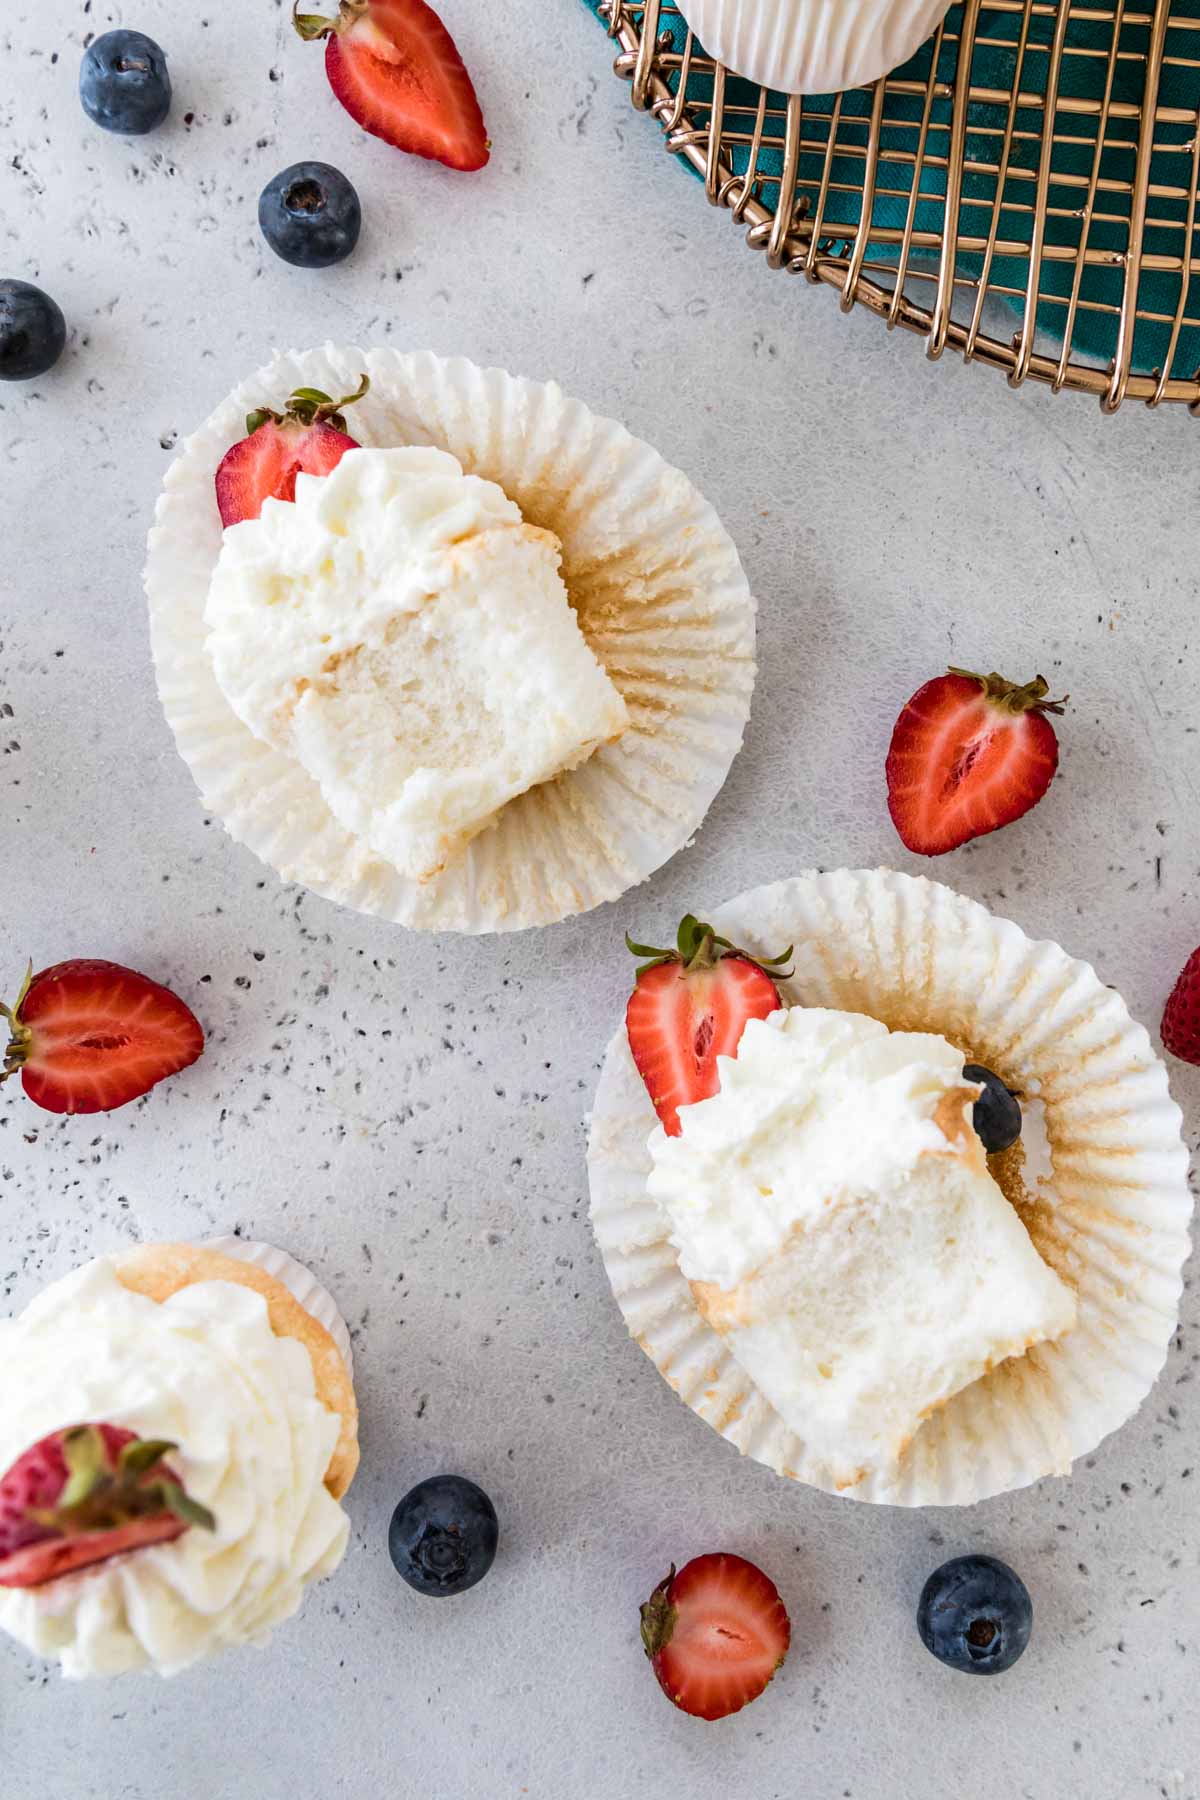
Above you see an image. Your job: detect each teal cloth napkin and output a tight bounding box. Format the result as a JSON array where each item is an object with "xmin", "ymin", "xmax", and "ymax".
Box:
[{"xmin": 580, "ymin": 0, "xmax": 1200, "ymax": 382}]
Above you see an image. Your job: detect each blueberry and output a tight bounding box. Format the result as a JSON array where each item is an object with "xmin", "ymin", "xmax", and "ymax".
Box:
[
  {"xmin": 388, "ymin": 1475, "xmax": 498, "ymax": 1598},
  {"xmin": 0, "ymin": 281, "xmax": 66, "ymax": 382},
  {"xmin": 259, "ymin": 163, "xmax": 361, "ymax": 269},
  {"xmin": 80, "ymin": 30, "xmax": 171, "ymax": 135},
  {"xmin": 917, "ymin": 1554, "xmax": 1032, "ymax": 1675},
  {"xmin": 963, "ymin": 1063, "xmax": 1022, "ymax": 1154}
]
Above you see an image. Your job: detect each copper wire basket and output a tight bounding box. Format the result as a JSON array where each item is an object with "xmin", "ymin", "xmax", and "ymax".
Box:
[{"xmin": 597, "ymin": 0, "xmax": 1200, "ymax": 411}]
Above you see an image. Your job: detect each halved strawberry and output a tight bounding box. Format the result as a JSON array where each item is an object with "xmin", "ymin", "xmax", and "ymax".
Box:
[
  {"xmin": 625, "ymin": 914, "xmax": 790, "ymax": 1136},
  {"xmin": 886, "ymin": 667, "xmax": 1066, "ymax": 856},
  {"xmin": 294, "ymin": 0, "xmax": 489, "ymax": 172},
  {"xmin": 0, "ymin": 1423, "xmax": 215, "ymax": 1590},
  {"xmin": 640, "ymin": 1553, "xmax": 791, "ymax": 1721},
  {"xmin": 1, "ymin": 959, "xmax": 204, "ymax": 1115},
  {"xmin": 215, "ymin": 375, "xmax": 367, "ymax": 527}
]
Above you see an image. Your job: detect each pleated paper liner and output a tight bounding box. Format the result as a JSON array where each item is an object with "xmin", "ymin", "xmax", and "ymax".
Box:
[
  {"xmin": 676, "ymin": 0, "xmax": 952, "ymax": 96},
  {"xmin": 203, "ymin": 1238, "xmax": 354, "ymax": 1377},
  {"xmin": 587, "ymin": 869, "xmax": 1192, "ymax": 1506},
  {"xmin": 145, "ymin": 345, "xmax": 756, "ymax": 934}
]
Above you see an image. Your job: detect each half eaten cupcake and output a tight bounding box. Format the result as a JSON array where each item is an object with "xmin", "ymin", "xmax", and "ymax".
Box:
[
  {"xmin": 207, "ymin": 443, "xmax": 628, "ymax": 885},
  {"xmin": 0, "ymin": 1241, "xmax": 357, "ymax": 1677},
  {"xmin": 647, "ymin": 1006, "xmax": 1075, "ymax": 1491},
  {"xmin": 588, "ymin": 873, "xmax": 1192, "ymax": 1505},
  {"xmin": 146, "ymin": 346, "xmax": 757, "ymax": 932}
]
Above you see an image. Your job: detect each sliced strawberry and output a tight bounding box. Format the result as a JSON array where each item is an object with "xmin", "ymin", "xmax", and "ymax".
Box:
[
  {"xmin": 640, "ymin": 1553, "xmax": 791, "ymax": 1721},
  {"xmin": 215, "ymin": 375, "xmax": 367, "ymax": 527},
  {"xmin": 1162, "ymin": 947, "xmax": 1200, "ymax": 1066},
  {"xmin": 885, "ymin": 667, "xmax": 1066, "ymax": 856},
  {"xmin": 625, "ymin": 914, "xmax": 790, "ymax": 1136},
  {"xmin": 294, "ymin": 0, "xmax": 489, "ymax": 171},
  {"xmin": 0, "ymin": 1514, "xmax": 189, "ymax": 1587},
  {"xmin": 1, "ymin": 959, "xmax": 204, "ymax": 1115},
  {"xmin": 0, "ymin": 1423, "xmax": 215, "ymax": 1590},
  {"xmin": 0, "ymin": 1425, "xmax": 138, "ymax": 1561}
]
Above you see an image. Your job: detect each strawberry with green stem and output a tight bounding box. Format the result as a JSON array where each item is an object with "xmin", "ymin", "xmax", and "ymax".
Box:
[
  {"xmin": 886, "ymin": 667, "xmax": 1067, "ymax": 856},
  {"xmin": 0, "ymin": 1424, "xmax": 215, "ymax": 1589},
  {"xmin": 625, "ymin": 914, "xmax": 792, "ymax": 1136},
  {"xmin": 215, "ymin": 374, "xmax": 369, "ymax": 527}
]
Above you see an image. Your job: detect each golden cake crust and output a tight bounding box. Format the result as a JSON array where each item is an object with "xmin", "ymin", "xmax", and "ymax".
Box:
[{"xmin": 114, "ymin": 1242, "xmax": 359, "ymax": 1500}]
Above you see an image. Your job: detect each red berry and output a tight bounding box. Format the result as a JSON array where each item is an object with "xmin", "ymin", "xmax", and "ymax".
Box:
[
  {"xmin": 0, "ymin": 1424, "xmax": 215, "ymax": 1590},
  {"xmin": 215, "ymin": 376, "xmax": 367, "ymax": 527},
  {"xmin": 640, "ymin": 1553, "xmax": 791, "ymax": 1721},
  {"xmin": 1162, "ymin": 947, "xmax": 1200, "ymax": 1066},
  {"xmin": 886, "ymin": 667, "xmax": 1065, "ymax": 856},
  {"xmin": 293, "ymin": 0, "xmax": 489, "ymax": 172},
  {"xmin": 1, "ymin": 959, "xmax": 203, "ymax": 1115},
  {"xmin": 624, "ymin": 915, "xmax": 791, "ymax": 1136}
]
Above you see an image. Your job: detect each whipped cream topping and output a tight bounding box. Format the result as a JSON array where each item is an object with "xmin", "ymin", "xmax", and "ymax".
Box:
[
  {"xmin": 205, "ymin": 445, "xmax": 628, "ymax": 883},
  {"xmin": 0, "ymin": 1258, "xmax": 348, "ymax": 1678},
  {"xmin": 647, "ymin": 1008, "xmax": 1077, "ymax": 1485}
]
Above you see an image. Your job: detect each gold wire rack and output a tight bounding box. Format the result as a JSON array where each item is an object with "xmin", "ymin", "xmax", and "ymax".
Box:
[{"xmin": 597, "ymin": 0, "xmax": 1200, "ymax": 412}]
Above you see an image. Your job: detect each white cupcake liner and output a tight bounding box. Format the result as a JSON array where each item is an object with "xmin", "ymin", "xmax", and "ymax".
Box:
[
  {"xmin": 587, "ymin": 869, "xmax": 1193, "ymax": 1506},
  {"xmin": 145, "ymin": 344, "xmax": 756, "ymax": 934},
  {"xmin": 677, "ymin": 0, "xmax": 951, "ymax": 96},
  {"xmin": 201, "ymin": 1237, "xmax": 353, "ymax": 1377}
]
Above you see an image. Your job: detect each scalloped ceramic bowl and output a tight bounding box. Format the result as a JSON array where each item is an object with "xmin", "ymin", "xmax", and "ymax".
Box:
[{"xmin": 677, "ymin": 0, "xmax": 953, "ymax": 96}]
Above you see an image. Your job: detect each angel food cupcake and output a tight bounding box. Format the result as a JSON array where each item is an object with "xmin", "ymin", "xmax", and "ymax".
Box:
[
  {"xmin": 588, "ymin": 874, "xmax": 1192, "ymax": 1505},
  {"xmin": 0, "ymin": 1241, "xmax": 357, "ymax": 1677},
  {"xmin": 676, "ymin": 0, "xmax": 952, "ymax": 95},
  {"xmin": 146, "ymin": 346, "xmax": 757, "ymax": 933},
  {"xmin": 207, "ymin": 444, "xmax": 628, "ymax": 885}
]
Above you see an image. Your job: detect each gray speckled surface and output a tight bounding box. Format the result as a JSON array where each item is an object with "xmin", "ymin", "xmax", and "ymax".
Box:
[{"xmin": 1, "ymin": 3, "xmax": 1197, "ymax": 1796}]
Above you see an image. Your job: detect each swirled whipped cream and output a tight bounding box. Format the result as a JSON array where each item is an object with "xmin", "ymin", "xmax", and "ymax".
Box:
[
  {"xmin": 0, "ymin": 1258, "xmax": 349, "ymax": 1678},
  {"xmin": 205, "ymin": 445, "xmax": 629, "ymax": 883},
  {"xmin": 647, "ymin": 1008, "xmax": 1076, "ymax": 1487}
]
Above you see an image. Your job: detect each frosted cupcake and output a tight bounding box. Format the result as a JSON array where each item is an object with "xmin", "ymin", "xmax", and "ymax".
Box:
[
  {"xmin": 588, "ymin": 873, "xmax": 1192, "ymax": 1505},
  {"xmin": 0, "ymin": 1241, "xmax": 357, "ymax": 1677},
  {"xmin": 146, "ymin": 345, "xmax": 756, "ymax": 933},
  {"xmin": 677, "ymin": 0, "xmax": 952, "ymax": 95}
]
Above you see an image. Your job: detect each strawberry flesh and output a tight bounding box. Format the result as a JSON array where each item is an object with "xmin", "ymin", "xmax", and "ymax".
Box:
[
  {"xmin": 1162, "ymin": 947, "xmax": 1200, "ymax": 1066},
  {"xmin": 0, "ymin": 1515, "xmax": 188, "ymax": 1588},
  {"xmin": 624, "ymin": 915, "xmax": 789, "ymax": 1135},
  {"xmin": 2, "ymin": 959, "xmax": 204, "ymax": 1115},
  {"xmin": 641, "ymin": 1553, "xmax": 791, "ymax": 1721},
  {"xmin": 0, "ymin": 1425, "xmax": 137, "ymax": 1560},
  {"xmin": 886, "ymin": 669, "xmax": 1063, "ymax": 856},
  {"xmin": 215, "ymin": 417, "xmax": 358, "ymax": 527},
  {"xmin": 307, "ymin": 0, "xmax": 489, "ymax": 171},
  {"xmin": 627, "ymin": 958, "xmax": 781, "ymax": 1137},
  {"xmin": 0, "ymin": 1424, "xmax": 207, "ymax": 1591}
]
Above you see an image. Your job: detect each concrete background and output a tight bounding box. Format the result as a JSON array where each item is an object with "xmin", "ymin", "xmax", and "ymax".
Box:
[{"xmin": 1, "ymin": 2, "xmax": 1196, "ymax": 1796}]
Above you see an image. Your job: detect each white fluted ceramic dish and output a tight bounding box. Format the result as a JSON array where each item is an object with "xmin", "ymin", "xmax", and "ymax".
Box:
[
  {"xmin": 587, "ymin": 869, "xmax": 1193, "ymax": 1505},
  {"xmin": 678, "ymin": 0, "xmax": 952, "ymax": 96},
  {"xmin": 146, "ymin": 345, "xmax": 756, "ymax": 934}
]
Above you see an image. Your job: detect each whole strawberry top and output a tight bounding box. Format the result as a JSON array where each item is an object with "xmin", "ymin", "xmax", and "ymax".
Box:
[
  {"xmin": 1161, "ymin": 947, "xmax": 1200, "ymax": 1067},
  {"xmin": 215, "ymin": 375, "xmax": 368, "ymax": 527},
  {"xmin": 0, "ymin": 1424, "xmax": 215, "ymax": 1590},
  {"xmin": 625, "ymin": 914, "xmax": 792, "ymax": 1136},
  {"xmin": 1, "ymin": 959, "xmax": 204, "ymax": 1115},
  {"xmin": 293, "ymin": 0, "xmax": 489, "ymax": 172},
  {"xmin": 886, "ymin": 667, "xmax": 1066, "ymax": 856}
]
